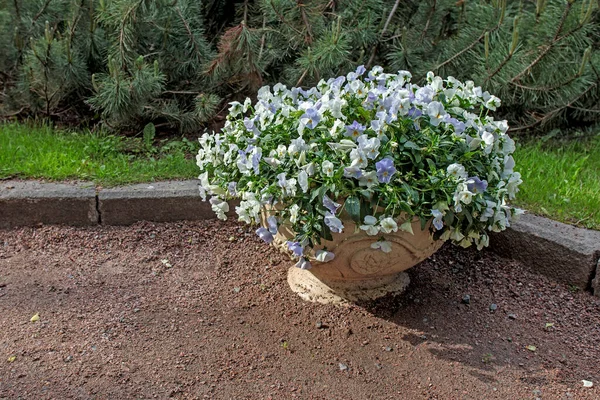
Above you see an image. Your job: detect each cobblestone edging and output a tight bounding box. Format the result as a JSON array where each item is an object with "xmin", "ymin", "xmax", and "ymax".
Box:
[{"xmin": 1, "ymin": 180, "xmax": 599, "ymax": 296}]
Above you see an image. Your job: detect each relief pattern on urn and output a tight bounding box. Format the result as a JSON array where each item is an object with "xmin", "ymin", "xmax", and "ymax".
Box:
[{"xmin": 262, "ymin": 209, "xmax": 443, "ymax": 303}]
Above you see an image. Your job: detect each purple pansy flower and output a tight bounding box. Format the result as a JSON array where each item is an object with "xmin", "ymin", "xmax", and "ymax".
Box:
[
  {"xmin": 355, "ymin": 65, "xmax": 366, "ymax": 76},
  {"xmin": 375, "ymin": 158, "xmax": 397, "ymax": 183},
  {"xmin": 287, "ymin": 241, "xmax": 304, "ymax": 257},
  {"xmin": 345, "ymin": 121, "xmax": 366, "ymax": 140},
  {"xmin": 446, "ymin": 117, "xmax": 466, "ymax": 134},
  {"xmin": 228, "ymin": 181, "xmax": 237, "ymax": 196},
  {"xmin": 408, "ymin": 107, "xmax": 422, "ymax": 119},
  {"xmin": 467, "ymin": 176, "xmax": 488, "ymax": 194},
  {"xmin": 251, "ymin": 151, "xmax": 261, "ymax": 174},
  {"xmin": 323, "ymin": 195, "xmax": 341, "ymax": 214},
  {"xmin": 266, "ymin": 216, "xmax": 278, "ymax": 235},
  {"xmin": 256, "ymin": 227, "xmax": 274, "ymax": 244}
]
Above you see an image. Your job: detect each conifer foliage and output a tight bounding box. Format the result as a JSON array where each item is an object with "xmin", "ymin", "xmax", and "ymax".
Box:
[{"xmin": 0, "ymin": 0, "xmax": 598, "ymax": 134}]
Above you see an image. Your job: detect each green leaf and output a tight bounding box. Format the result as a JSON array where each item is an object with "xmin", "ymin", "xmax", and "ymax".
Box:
[
  {"xmin": 400, "ymin": 220, "xmax": 414, "ymax": 234},
  {"xmin": 143, "ymin": 123, "xmax": 156, "ymax": 149},
  {"xmin": 345, "ymin": 196, "xmax": 361, "ymax": 223},
  {"xmin": 321, "ymin": 223, "xmax": 333, "ymax": 241},
  {"xmin": 420, "ymin": 216, "xmax": 428, "ymax": 231}
]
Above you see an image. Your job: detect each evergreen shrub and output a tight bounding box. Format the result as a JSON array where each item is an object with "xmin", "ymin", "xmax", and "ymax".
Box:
[{"xmin": 0, "ymin": 0, "xmax": 598, "ymax": 134}]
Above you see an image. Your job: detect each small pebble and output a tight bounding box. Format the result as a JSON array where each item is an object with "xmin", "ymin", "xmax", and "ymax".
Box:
[
  {"xmin": 384, "ymin": 346, "xmax": 393, "ymax": 352},
  {"xmin": 315, "ymin": 321, "xmax": 323, "ymax": 329},
  {"xmin": 508, "ymin": 313, "xmax": 517, "ymax": 320},
  {"xmin": 64, "ymin": 355, "xmax": 73, "ymax": 363},
  {"xmin": 489, "ymin": 303, "xmax": 498, "ymax": 311},
  {"xmin": 462, "ymin": 295, "xmax": 471, "ymax": 304},
  {"xmin": 339, "ymin": 363, "xmax": 348, "ymax": 371}
]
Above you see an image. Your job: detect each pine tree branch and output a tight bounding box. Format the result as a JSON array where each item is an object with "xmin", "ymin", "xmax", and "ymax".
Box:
[
  {"xmin": 296, "ymin": 68, "xmax": 309, "ymax": 87},
  {"xmin": 174, "ymin": 5, "xmax": 204, "ymax": 62},
  {"xmin": 163, "ymin": 90, "xmax": 200, "ymax": 95},
  {"xmin": 420, "ymin": 0, "xmax": 436, "ymax": 41},
  {"xmin": 509, "ymin": 81, "xmax": 598, "ymax": 132},
  {"xmin": 434, "ymin": 21, "xmax": 502, "ymax": 73},
  {"xmin": 367, "ymin": 0, "xmax": 401, "ymax": 68},
  {"xmin": 297, "ymin": 1, "xmax": 314, "ymax": 44},
  {"xmin": 484, "ymin": 51, "xmax": 513, "ymax": 84},
  {"xmin": 511, "ymin": 73, "xmax": 579, "ymax": 92},
  {"xmin": 118, "ymin": 0, "xmax": 143, "ymax": 69},
  {"xmin": 510, "ymin": 2, "xmax": 573, "ymax": 83},
  {"xmin": 269, "ymin": 0, "xmax": 303, "ymax": 37},
  {"xmin": 258, "ymin": 15, "xmax": 266, "ymax": 61},
  {"xmin": 33, "ymin": 0, "xmax": 53, "ymax": 23},
  {"xmin": 12, "ymin": 0, "xmax": 21, "ymax": 21}
]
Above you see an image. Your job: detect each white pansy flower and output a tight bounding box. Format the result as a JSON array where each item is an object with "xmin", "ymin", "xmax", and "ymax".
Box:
[
  {"xmin": 379, "ymin": 217, "xmax": 398, "ymax": 233},
  {"xmin": 322, "ymin": 160, "xmax": 335, "ymax": 177},
  {"xmin": 447, "ymin": 163, "xmax": 467, "ymax": 179},
  {"xmin": 359, "ymin": 171, "xmax": 378, "ymax": 188},
  {"xmin": 289, "ymin": 204, "xmax": 300, "ymax": 223},
  {"xmin": 350, "ymin": 148, "xmax": 368, "ymax": 168},
  {"xmin": 315, "ymin": 250, "xmax": 335, "ymax": 262},
  {"xmin": 209, "ymin": 197, "xmax": 229, "ymax": 221},
  {"xmin": 298, "ymin": 170, "xmax": 309, "ymax": 193}
]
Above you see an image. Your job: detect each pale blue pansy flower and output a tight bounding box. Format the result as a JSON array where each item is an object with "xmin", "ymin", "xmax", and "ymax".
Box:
[
  {"xmin": 360, "ymin": 216, "xmax": 379, "ymax": 236},
  {"xmin": 375, "ymin": 158, "xmax": 396, "ymax": 183},
  {"xmin": 256, "ymin": 227, "xmax": 274, "ymax": 244},
  {"xmin": 295, "ymin": 257, "xmax": 312, "ymax": 270},
  {"xmin": 371, "ymin": 240, "xmax": 392, "ymax": 253},
  {"xmin": 323, "ymin": 195, "xmax": 341, "ymax": 214},
  {"xmin": 431, "ymin": 209, "xmax": 444, "ymax": 230},
  {"xmin": 324, "ymin": 212, "xmax": 344, "ymax": 233}
]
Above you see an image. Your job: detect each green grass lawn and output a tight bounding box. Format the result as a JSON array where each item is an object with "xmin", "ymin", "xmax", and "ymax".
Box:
[
  {"xmin": 0, "ymin": 122, "xmax": 199, "ymax": 186},
  {"xmin": 1, "ymin": 122, "xmax": 599, "ymax": 230},
  {"xmin": 514, "ymin": 135, "xmax": 600, "ymax": 230}
]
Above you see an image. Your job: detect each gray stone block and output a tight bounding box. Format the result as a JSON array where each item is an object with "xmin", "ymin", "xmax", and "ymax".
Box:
[
  {"xmin": 97, "ymin": 180, "xmax": 227, "ymax": 225},
  {"xmin": 0, "ymin": 181, "xmax": 98, "ymax": 228},
  {"xmin": 491, "ymin": 214, "xmax": 600, "ymax": 294}
]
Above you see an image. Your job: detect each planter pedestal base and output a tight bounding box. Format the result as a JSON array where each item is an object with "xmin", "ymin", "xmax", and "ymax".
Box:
[{"xmin": 287, "ymin": 267, "xmax": 410, "ymax": 305}]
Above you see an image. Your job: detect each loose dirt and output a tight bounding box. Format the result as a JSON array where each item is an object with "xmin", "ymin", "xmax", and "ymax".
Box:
[{"xmin": 0, "ymin": 220, "xmax": 598, "ymax": 399}]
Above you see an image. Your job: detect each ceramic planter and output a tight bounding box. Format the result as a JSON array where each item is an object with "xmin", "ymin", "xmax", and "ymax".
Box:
[{"xmin": 261, "ymin": 210, "xmax": 443, "ymax": 304}]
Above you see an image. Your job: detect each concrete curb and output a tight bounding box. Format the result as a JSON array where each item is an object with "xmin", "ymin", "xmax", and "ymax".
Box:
[
  {"xmin": 0, "ymin": 181, "xmax": 98, "ymax": 228},
  {"xmin": 98, "ymin": 181, "xmax": 216, "ymax": 225},
  {"xmin": 1, "ymin": 180, "xmax": 599, "ymax": 296},
  {"xmin": 490, "ymin": 214, "xmax": 600, "ymax": 296}
]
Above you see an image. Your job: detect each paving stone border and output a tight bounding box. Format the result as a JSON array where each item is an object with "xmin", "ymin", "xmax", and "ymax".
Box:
[
  {"xmin": 490, "ymin": 214, "xmax": 600, "ymax": 296},
  {"xmin": 1, "ymin": 180, "xmax": 599, "ymax": 296},
  {"xmin": 0, "ymin": 181, "xmax": 98, "ymax": 228}
]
